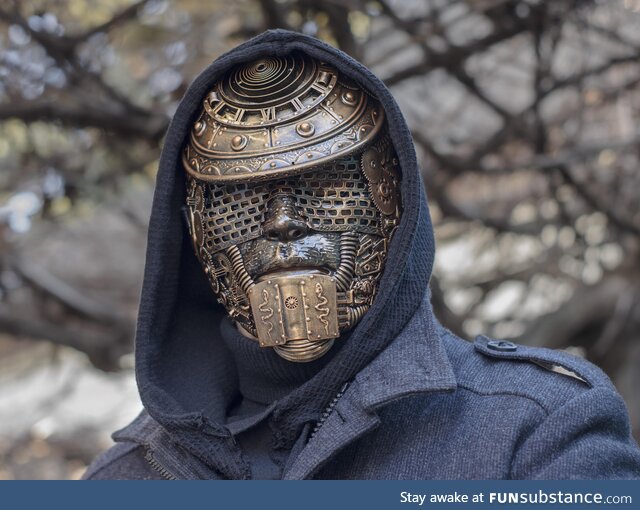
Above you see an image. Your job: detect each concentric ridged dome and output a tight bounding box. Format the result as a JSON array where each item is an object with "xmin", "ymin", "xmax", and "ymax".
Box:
[
  {"xmin": 223, "ymin": 54, "xmax": 315, "ymax": 106},
  {"xmin": 183, "ymin": 52, "xmax": 384, "ymax": 183}
]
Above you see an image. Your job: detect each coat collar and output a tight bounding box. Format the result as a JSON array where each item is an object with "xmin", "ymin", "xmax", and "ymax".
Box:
[
  {"xmin": 354, "ymin": 289, "xmax": 457, "ymax": 410},
  {"xmin": 283, "ymin": 290, "xmax": 457, "ymax": 479}
]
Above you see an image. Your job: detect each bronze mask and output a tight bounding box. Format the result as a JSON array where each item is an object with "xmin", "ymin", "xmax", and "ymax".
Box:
[{"xmin": 183, "ymin": 53, "xmax": 402, "ymax": 362}]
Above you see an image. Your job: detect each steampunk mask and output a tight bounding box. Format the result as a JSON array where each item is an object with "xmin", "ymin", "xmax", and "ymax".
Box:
[{"xmin": 183, "ymin": 53, "xmax": 401, "ymax": 362}]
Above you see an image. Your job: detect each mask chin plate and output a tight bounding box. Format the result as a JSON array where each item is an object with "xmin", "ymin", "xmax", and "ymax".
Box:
[{"xmin": 248, "ymin": 273, "xmax": 339, "ymax": 347}]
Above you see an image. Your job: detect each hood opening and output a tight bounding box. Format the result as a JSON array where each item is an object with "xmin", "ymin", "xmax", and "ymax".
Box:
[{"xmin": 135, "ymin": 29, "xmax": 436, "ymax": 451}]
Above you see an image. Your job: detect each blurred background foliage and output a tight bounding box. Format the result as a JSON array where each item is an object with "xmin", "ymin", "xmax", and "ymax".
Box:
[{"xmin": 0, "ymin": 0, "xmax": 639, "ymax": 479}]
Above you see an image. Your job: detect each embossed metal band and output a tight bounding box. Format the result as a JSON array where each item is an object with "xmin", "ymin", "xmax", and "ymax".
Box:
[{"xmin": 182, "ymin": 52, "xmax": 385, "ymax": 182}]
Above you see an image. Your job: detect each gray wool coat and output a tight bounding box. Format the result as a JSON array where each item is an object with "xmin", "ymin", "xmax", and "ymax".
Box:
[{"xmin": 84, "ymin": 30, "xmax": 640, "ymax": 480}]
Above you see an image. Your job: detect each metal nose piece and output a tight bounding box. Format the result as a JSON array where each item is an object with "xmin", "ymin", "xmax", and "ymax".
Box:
[{"xmin": 263, "ymin": 195, "xmax": 308, "ymax": 242}]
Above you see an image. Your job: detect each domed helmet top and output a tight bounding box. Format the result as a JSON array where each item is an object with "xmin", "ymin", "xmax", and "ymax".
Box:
[{"xmin": 183, "ymin": 52, "xmax": 402, "ymax": 362}]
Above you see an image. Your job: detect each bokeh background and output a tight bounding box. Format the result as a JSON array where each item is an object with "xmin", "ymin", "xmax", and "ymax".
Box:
[{"xmin": 0, "ymin": 0, "xmax": 639, "ymax": 479}]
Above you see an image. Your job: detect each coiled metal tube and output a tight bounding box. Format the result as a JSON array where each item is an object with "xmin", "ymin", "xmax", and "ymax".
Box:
[
  {"xmin": 227, "ymin": 245, "xmax": 255, "ymax": 294},
  {"xmin": 347, "ymin": 305, "xmax": 369, "ymax": 329},
  {"xmin": 274, "ymin": 338, "xmax": 334, "ymax": 363},
  {"xmin": 333, "ymin": 231, "xmax": 358, "ymax": 291}
]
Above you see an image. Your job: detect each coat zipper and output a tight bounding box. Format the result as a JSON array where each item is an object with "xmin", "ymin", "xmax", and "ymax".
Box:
[
  {"xmin": 309, "ymin": 382, "xmax": 350, "ymax": 440},
  {"xmin": 143, "ymin": 383, "xmax": 350, "ymax": 476},
  {"xmin": 144, "ymin": 447, "xmax": 177, "ymax": 480}
]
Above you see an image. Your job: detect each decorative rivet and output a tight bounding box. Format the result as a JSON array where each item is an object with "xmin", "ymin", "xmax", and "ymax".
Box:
[
  {"xmin": 341, "ymin": 91, "xmax": 356, "ymax": 106},
  {"xmin": 194, "ymin": 121, "xmax": 205, "ymax": 135},
  {"xmin": 231, "ymin": 135, "xmax": 248, "ymax": 151},
  {"xmin": 296, "ymin": 122, "xmax": 315, "ymax": 137}
]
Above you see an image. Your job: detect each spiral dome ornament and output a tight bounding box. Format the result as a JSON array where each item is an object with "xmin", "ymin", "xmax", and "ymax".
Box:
[
  {"xmin": 223, "ymin": 55, "xmax": 315, "ymax": 109},
  {"xmin": 183, "ymin": 52, "xmax": 385, "ymax": 182}
]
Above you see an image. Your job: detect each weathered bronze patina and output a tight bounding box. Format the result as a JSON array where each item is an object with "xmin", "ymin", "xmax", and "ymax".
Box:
[{"xmin": 183, "ymin": 53, "xmax": 402, "ymax": 362}]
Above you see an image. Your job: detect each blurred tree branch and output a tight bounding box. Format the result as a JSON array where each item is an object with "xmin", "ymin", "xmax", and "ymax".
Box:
[
  {"xmin": 0, "ymin": 99, "xmax": 167, "ymax": 139},
  {"xmin": 0, "ymin": 0, "xmax": 167, "ymax": 140}
]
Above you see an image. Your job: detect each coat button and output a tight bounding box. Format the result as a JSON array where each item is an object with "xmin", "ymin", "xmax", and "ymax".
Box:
[{"xmin": 487, "ymin": 340, "xmax": 518, "ymax": 352}]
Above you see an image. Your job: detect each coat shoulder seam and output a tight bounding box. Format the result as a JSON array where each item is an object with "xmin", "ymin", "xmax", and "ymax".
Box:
[{"xmin": 457, "ymin": 383, "xmax": 550, "ymax": 415}]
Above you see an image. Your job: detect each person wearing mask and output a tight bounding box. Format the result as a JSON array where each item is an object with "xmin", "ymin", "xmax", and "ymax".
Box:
[{"xmin": 84, "ymin": 30, "xmax": 640, "ymax": 480}]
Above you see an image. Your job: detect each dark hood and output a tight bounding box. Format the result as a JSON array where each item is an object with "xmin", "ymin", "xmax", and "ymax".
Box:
[{"xmin": 135, "ymin": 29, "xmax": 436, "ymax": 460}]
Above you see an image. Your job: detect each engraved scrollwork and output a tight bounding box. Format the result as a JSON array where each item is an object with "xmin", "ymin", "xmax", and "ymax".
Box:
[
  {"xmin": 258, "ymin": 289, "xmax": 274, "ymax": 342},
  {"xmin": 314, "ymin": 282, "xmax": 330, "ymax": 336}
]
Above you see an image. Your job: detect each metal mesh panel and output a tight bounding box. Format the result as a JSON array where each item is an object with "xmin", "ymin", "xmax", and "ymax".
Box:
[
  {"xmin": 195, "ymin": 154, "xmax": 382, "ymax": 254},
  {"xmin": 200, "ymin": 182, "xmax": 267, "ymax": 254},
  {"xmin": 288, "ymin": 155, "xmax": 380, "ymax": 232}
]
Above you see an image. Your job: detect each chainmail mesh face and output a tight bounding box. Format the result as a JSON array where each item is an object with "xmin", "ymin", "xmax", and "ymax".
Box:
[{"xmin": 191, "ymin": 154, "xmax": 383, "ymax": 255}]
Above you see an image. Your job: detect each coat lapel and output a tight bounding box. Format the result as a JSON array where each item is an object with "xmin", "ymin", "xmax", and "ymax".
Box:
[{"xmin": 283, "ymin": 291, "xmax": 457, "ymax": 479}]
